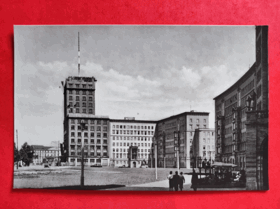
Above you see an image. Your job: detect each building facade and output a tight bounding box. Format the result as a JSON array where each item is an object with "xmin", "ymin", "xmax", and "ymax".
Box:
[
  {"xmin": 214, "ymin": 26, "xmax": 268, "ymax": 190},
  {"xmin": 153, "ymin": 111, "xmax": 210, "ymax": 169},
  {"xmin": 109, "ymin": 118, "xmax": 156, "ymax": 168},
  {"xmin": 32, "ymin": 145, "xmax": 61, "ymax": 165},
  {"xmin": 62, "ymin": 76, "xmax": 110, "ymax": 166},
  {"xmin": 192, "ymin": 128, "xmax": 215, "ymax": 167}
]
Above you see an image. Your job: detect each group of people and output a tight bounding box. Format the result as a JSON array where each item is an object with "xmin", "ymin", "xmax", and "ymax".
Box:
[{"xmin": 167, "ymin": 171, "xmax": 185, "ymax": 191}]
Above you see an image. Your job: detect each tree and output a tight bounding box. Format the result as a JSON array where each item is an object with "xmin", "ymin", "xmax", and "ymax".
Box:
[
  {"xmin": 19, "ymin": 142, "xmax": 34, "ymax": 166},
  {"xmin": 14, "ymin": 142, "xmax": 20, "ymax": 164}
]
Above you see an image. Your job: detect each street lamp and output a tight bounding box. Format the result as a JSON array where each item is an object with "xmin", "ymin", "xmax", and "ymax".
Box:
[
  {"xmin": 154, "ymin": 136, "xmax": 158, "ymax": 180},
  {"xmin": 80, "ymin": 119, "xmax": 87, "ymax": 187},
  {"xmin": 174, "ymin": 128, "xmax": 180, "ymax": 173}
]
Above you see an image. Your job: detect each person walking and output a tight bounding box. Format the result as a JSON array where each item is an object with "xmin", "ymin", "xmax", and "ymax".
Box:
[
  {"xmin": 173, "ymin": 171, "xmax": 180, "ymax": 191},
  {"xmin": 167, "ymin": 171, "xmax": 174, "ymax": 191},
  {"xmin": 191, "ymin": 168, "xmax": 198, "ymax": 191},
  {"xmin": 179, "ymin": 172, "xmax": 185, "ymax": 191}
]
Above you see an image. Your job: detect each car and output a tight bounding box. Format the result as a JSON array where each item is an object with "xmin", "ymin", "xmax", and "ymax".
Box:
[
  {"xmin": 90, "ymin": 163, "xmax": 102, "ymax": 167},
  {"xmin": 118, "ymin": 165, "xmax": 126, "ymax": 168}
]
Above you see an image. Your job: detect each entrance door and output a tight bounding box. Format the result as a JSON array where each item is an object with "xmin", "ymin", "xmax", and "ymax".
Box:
[{"xmin": 133, "ymin": 161, "xmax": 136, "ymax": 168}]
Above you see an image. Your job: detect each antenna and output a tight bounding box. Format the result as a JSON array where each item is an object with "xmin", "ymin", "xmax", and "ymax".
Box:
[{"xmin": 78, "ymin": 32, "xmax": 80, "ymax": 77}]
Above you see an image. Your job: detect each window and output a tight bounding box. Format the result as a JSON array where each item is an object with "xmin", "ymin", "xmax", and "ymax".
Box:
[
  {"xmin": 89, "ymin": 97, "xmax": 92, "ymax": 101},
  {"xmin": 190, "ymin": 118, "xmax": 192, "ymax": 123},
  {"xmin": 76, "ymin": 84, "xmax": 79, "ymax": 88},
  {"xmin": 190, "ymin": 124, "xmax": 193, "ymax": 130},
  {"xmin": 78, "ymin": 132, "xmax": 81, "ymax": 137},
  {"xmin": 76, "ymin": 96, "xmax": 79, "ymax": 101},
  {"xmin": 103, "ymin": 133, "xmax": 107, "ymax": 138},
  {"xmin": 83, "ymin": 91, "xmax": 86, "ymax": 95},
  {"xmin": 76, "ymin": 108, "xmax": 80, "ymax": 113},
  {"xmin": 204, "ymin": 125, "xmax": 206, "ymax": 128},
  {"xmin": 83, "ymin": 96, "xmax": 86, "ymax": 101},
  {"xmin": 103, "ymin": 127, "xmax": 107, "ymax": 131},
  {"xmin": 83, "ymin": 84, "xmax": 86, "ymax": 88},
  {"xmin": 97, "ymin": 133, "xmax": 101, "ymax": 138},
  {"xmin": 90, "ymin": 126, "xmax": 94, "ymax": 131},
  {"xmin": 71, "ymin": 119, "xmax": 75, "ymax": 124},
  {"xmin": 204, "ymin": 119, "xmax": 206, "ymax": 123},
  {"xmin": 196, "ymin": 119, "xmax": 199, "ymax": 123},
  {"xmin": 89, "ymin": 103, "xmax": 92, "ymax": 107},
  {"xmin": 71, "ymin": 125, "xmax": 75, "ymax": 130},
  {"xmin": 83, "ymin": 109, "xmax": 86, "ymax": 113},
  {"xmin": 76, "ymin": 90, "xmax": 79, "ymax": 94},
  {"xmin": 88, "ymin": 91, "xmax": 92, "ymax": 95},
  {"xmin": 75, "ymin": 103, "xmax": 79, "ymax": 107},
  {"xmin": 71, "ymin": 139, "xmax": 75, "ymax": 143},
  {"xmin": 71, "ymin": 132, "xmax": 75, "ymax": 137},
  {"xmin": 90, "ymin": 139, "xmax": 94, "ymax": 143},
  {"xmin": 97, "ymin": 126, "xmax": 101, "ymax": 131},
  {"xmin": 69, "ymin": 84, "xmax": 73, "ymax": 88},
  {"xmin": 84, "ymin": 139, "xmax": 88, "ymax": 143},
  {"xmin": 69, "ymin": 90, "xmax": 72, "ymax": 94},
  {"xmin": 90, "ymin": 132, "xmax": 94, "ymax": 137},
  {"xmin": 82, "ymin": 102, "xmax": 86, "ymax": 107},
  {"xmin": 84, "ymin": 133, "xmax": 88, "ymax": 137},
  {"xmin": 69, "ymin": 96, "xmax": 73, "ymax": 101},
  {"xmin": 97, "ymin": 120, "xmax": 101, "ymax": 125}
]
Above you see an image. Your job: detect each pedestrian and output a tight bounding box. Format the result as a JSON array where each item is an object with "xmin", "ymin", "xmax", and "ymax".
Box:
[
  {"xmin": 173, "ymin": 171, "xmax": 180, "ymax": 191},
  {"xmin": 179, "ymin": 172, "xmax": 185, "ymax": 191},
  {"xmin": 191, "ymin": 168, "xmax": 198, "ymax": 191},
  {"xmin": 167, "ymin": 171, "xmax": 174, "ymax": 191}
]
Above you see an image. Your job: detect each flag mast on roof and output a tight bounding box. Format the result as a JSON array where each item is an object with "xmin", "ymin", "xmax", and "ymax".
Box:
[{"xmin": 78, "ymin": 32, "xmax": 80, "ymax": 77}]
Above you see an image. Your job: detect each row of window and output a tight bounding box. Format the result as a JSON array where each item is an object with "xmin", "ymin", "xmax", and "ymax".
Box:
[
  {"xmin": 189, "ymin": 124, "xmax": 207, "ymax": 130},
  {"xmin": 112, "ymin": 130, "xmax": 154, "ymax": 136},
  {"xmin": 68, "ymin": 90, "xmax": 93, "ymax": 95},
  {"xmin": 68, "ymin": 102, "xmax": 93, "ymax": 107},
  {"xmin": 113, "ymin": 148, "xmax": 150, "ymax": 153},
  {"xmin": 202, "ymin": 138, "xmax": 215, "ymax": 144},
  {"xmin": 189, "ymin": 119, "xmax": 207, "ymax": 123},
  {"xmin": 70, "ymin": 132, "xmax": 107, "ymax": 138},
  {"xmin": 112, "ymin": 125, "xmax": 154, "ymax": 130},
  {"xmin": 71, "ymin": 126, "xmax": 107, "ymax": 131},
  {"xmin": 69, "ymin": 96, "xmax": 93, "ymax": 101},
  {"xmin": 112, "ymin": 136, "xmax": 152, "ymax": 141},
  {"xmin": 202, "ymin": 145, "xmax": 215, "ymax": 150},
  {"xmin": 112, "ymin": 142, "xmax": 151, "ymax": 147},
  {"xmin": 68, "ymin": 84, "xmax": 93, "ymax": 88},
  {"xmin": 70, "ymin": 139, "xmax": 107, "ymax": 144},
  {"xmin": 70, "ymin": 152, "xmax": 106, "ymax": 157},
  {"xmin": 69, "ymin": 108, "xmax": 94, "ymax": 114},
  {"xmin": 70, "ymin": 119, "xmax": 107, "ymax": 125},
  {"xmin": 113, "ymin": 153, "xmax": 148, "ymax": 159}
]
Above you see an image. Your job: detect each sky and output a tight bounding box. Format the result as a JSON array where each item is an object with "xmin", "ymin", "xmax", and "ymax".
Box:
[{"xmin": 14, "ymin": 25, "xmax": 255, "ymax": 147}]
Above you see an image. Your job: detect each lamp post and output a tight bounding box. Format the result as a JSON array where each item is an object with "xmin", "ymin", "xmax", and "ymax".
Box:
[
  {"xmin": 154, "ymin": 137, "xmax": 158, "ymax": 180},
  {"xmin": 174, "ymin": 130, "xmax": 180, "ymax": 173},
  {"xmin": 80, "ymin": 119, "xmax": 86, "ymax": 187}
]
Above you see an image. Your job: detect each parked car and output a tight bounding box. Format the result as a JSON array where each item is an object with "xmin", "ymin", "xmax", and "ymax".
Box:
[
  {"xmin": 118, "ymin": 165, "xmax": 126, "ymax": 168},
  {"xmin": 91, "ymin": 163, "xmax": 102, "ymax": 167}
]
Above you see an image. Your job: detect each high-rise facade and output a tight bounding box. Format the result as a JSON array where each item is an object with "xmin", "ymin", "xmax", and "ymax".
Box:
[
  {"xmin": 62, "ymin": 76, "xmax": 110, "ymax": 166},
  {"xmin": 109, "ymin": 118, "xmax": 156, "ymax": 168},
  {"xmin": 153, "ymin": 111, "xmax": 210, "ymax": 169},
  {"xmin": 214, "ymin": 26, "xmax": 268, "ymax": 190}
]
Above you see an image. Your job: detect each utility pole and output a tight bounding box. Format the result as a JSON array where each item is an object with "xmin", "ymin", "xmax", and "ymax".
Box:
[{"xmin": 16, "ymin": 129, "xmax": 19, "ymax": 170}]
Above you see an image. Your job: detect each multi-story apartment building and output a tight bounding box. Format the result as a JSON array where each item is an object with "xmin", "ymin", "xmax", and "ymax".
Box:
[
  {"xmin": 192, "ymin": 128, "xmax": 215, "ymax": 167},
  {"xmin": 109, "ymin": 118, "xmax": 156, "ymax": 168},
  {"xmin": 62, "ymin": 76, "xmax": 110, "ymax": 166},
  {"xmin": 153, "ymin": 111, "xmax": 210, "ymax": 169},
  {"xmin": 213, "ymin": 26, "xmax": 268, "ymax": 190}
]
